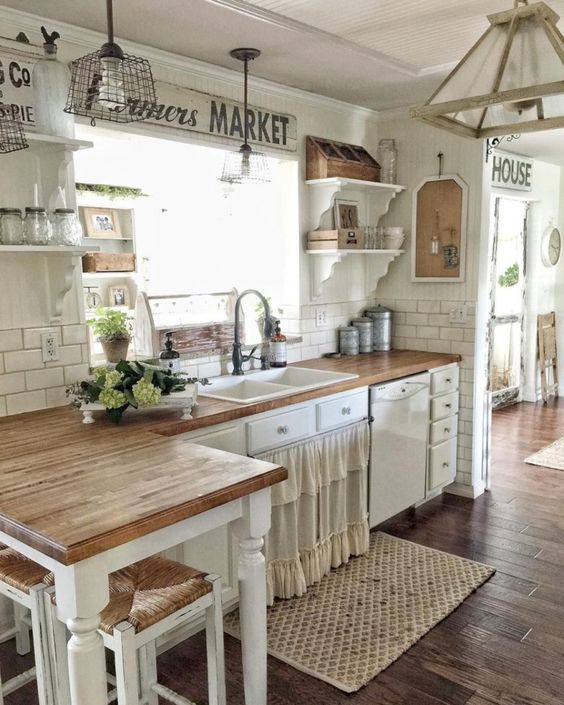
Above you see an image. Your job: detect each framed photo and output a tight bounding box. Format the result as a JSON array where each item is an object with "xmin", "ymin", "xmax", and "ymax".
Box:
[
  {"xmin": 83, "ymin": 207, "xmax": 122, "ymax": 238},
  {"xmin": 109, "ymin": 285, "xmax": 130, "ymax": 307},
  {"xmin": 334, "ymin": 199, "xmax": 359, "ymax": 230}
]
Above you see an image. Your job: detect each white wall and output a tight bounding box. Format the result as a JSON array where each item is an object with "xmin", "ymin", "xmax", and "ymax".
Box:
[{"xmin": 556, "ymin": 175, "xmax": 564, "ymax": 384}]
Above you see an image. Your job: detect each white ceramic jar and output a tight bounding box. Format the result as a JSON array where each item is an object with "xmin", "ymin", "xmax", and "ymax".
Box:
[{"xmin": 32, "ymin": 33, "xmax": 75, "ymax": 139}]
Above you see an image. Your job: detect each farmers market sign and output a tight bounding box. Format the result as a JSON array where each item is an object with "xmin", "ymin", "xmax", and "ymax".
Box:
[{"xmin": 143, "ymin": 81, "xmax": 297, "ymax": 152}]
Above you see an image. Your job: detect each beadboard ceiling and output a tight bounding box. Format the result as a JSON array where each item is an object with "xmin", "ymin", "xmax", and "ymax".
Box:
[
  {"xmin": 4, "ymin": 0, "xmax": 564, "ymax": 112},
  {"xmin": 4, "ymin": 0, "xmax": 564, "ymax": 161}
]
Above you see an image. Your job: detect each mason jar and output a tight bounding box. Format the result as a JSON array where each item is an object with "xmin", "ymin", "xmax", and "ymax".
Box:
[
  {"xmin": 0, "ymin": 208, "xmax": 23, "ymax": 245},
  {"xmin": 52, "ymin": 208, "xmax": 81, "ymax": 245},
  {"xmin": 24, "ymin": 207, "xmax": 51, "ymax": 245}
]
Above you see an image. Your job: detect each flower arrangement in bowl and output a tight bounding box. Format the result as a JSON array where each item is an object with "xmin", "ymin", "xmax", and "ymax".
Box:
[
  {"xmin": 67, "ymin": 360, "xmax": 210, "ymax": 424},
  {"xmin": 87, "ymin": 307, "xmax": 132, "ymax": 363}
]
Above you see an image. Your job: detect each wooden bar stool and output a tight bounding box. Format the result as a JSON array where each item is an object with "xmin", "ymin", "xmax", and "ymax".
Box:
[
  {"xmin": 0, "ymin": 546, "xmax": 54, "ymax": 705},
  {"xmin": 47, "ymin": 555, "xmax": 226, "ymax": 705}
]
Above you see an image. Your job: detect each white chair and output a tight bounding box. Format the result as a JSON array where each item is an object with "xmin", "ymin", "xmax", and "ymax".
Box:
[
  {"xmin": 47, "ymin": 555, "xmax": 226, "ymax": 705},
  {"xmin": 0, "ymin": 545, "xmax": 55, "ymax": 705}
]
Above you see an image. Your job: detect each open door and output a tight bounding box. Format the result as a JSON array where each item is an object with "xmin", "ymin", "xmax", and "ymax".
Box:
[{"xmin": 488, "ymin": 197, "xmax": 529, "ymax": 409}]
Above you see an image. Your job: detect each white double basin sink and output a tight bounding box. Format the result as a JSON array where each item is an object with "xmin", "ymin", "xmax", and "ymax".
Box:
[{"xmin": 199, "ymin": 366, "xmax": 359, "ymax": 404}]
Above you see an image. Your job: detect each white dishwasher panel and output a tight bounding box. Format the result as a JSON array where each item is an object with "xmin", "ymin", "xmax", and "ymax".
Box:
[{"xmin": 369, "ymin": 372, "xmax": 430, "ymax": 527}]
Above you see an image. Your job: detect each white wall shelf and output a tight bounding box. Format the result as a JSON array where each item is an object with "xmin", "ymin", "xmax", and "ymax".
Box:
[
  {"xmin": 306, "ymin": 178, "xmax": 406, "ymax": 300},
  {"xmin": 82, "ymin": 271, "xmax": 137, "ymax": 279},
  {"xmin": 0, "ymin": 246, "xmax": 98, "ymax": 325},
  {"xmin": 27, "ymin": 133, "xmax": 93, "ymax": 152},
  {"xmin": 307, "ymin": 249, "xmax": 404, "ymax": 299}
]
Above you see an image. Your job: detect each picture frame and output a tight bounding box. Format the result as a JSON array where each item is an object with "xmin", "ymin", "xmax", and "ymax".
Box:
[
  {"xmin": 411, "ymin": 174, "xmax": 468, "ymax": 283},
  {"xmin": 109, "ymin": 285, "xmax": 130, "ymax": 308},
  {"xmin": 83, "ymin": 207, "xmax": 122, "ymax": 239},
  {"xmin": 333, "ymin": 199, "xmax": 359, "ymax": 230}
]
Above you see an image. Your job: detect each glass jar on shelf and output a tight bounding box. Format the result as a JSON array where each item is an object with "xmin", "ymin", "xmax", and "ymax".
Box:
[
  {"xmin": 52, "ymin": 208, "xmax": 81, "ymax": 245},
  {"xmin": 23, "ymin": 207, "xmax": 51, "ymax": 245},
  {"xmin": 0, "ymin": 208, "xmax": 23, "ymax": 245},
  {"xmin": 378, "ymin": 138, "xmax": 398, "ymax": 185}
]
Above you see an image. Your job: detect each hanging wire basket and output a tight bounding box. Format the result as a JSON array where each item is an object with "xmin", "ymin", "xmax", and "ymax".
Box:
[
  {"xmin": 0, "ymin": 104, "xmax": 29, "ymax": 154},
  {"xmin": 65, "ymin": 49, "xmax": 157, "ymax": 124}
]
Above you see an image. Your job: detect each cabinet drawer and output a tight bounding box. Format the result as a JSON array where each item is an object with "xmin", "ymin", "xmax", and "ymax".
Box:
[
  {"xmin": 431, "ymin": 391, "xmax": 459, "ymax": 421},
  {"xmin": 430, "ymin": 414, "xmax": 458, "ymax": 446},
  {"xmin": 431, "ymin": 366, "xmax": 459, "ymax": 396},
  {"xmin": 247, "ymin": 406, "xmax": 315, "ymax": 454},
  {"xmin": 316, "ymin": 389, "xmax": 368, "ymax": 432},
  {"xmin": 429, "ymin": 437, "xmax": 457, "ymax": 490}
]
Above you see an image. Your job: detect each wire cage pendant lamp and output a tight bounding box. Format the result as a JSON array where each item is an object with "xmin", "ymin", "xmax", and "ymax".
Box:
[
  {"xmin": 411, "ymin": 0, "xmax": 564, "ymax": 139},
  {"xmin": 220, "ymin": 48, "xmax": 271, "ymax": 184},
  {"xmin": 65, "ymin": 0, "xmax": 157, "ymax": 124},
  {"xmin": 0, "ymin": 104, "xmax": 29, "ymax": 154}
]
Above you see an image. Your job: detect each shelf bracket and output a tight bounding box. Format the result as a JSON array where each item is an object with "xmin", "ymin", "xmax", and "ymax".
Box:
[
  {"xmin": 43, "ymin": 253, "xmax": 82, "ymax": 324},
  {"xmin": 309, "ymin": 252, "xmax": 345, "ymax": 299}
]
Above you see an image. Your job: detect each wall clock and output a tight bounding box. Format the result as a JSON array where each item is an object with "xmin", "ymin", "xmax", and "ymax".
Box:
[{"xmin": 541, "ymin": 226, "xmax": 561, "ymax": 267}]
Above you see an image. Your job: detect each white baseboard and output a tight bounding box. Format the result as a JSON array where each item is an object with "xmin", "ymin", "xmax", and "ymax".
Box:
[{"xmin": 444, "ymin": 481, "xmax": 486, "ymax": 499}]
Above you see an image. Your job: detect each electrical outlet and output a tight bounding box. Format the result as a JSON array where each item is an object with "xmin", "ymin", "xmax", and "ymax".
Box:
[
  {"xmin": 315, "ymin": 308, "xmax": 328, "ymax": 328},
  {"xmin": 41, "ymin": 332, "xmax": 59, "ymax": 362},
  {"xmin": 449, "ymin": 304, "xmax": 467, "ymax": 325}
]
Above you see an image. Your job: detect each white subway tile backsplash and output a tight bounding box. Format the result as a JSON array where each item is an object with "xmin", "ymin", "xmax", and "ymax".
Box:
[
  {"xmin": 0, "ymin": 372, "xmax": 26, "ymax": 395},
  {"xmin": 4, "ymin": 349, "xmax": 44, "ymax": 373},
  {"xmin": 64, "ymin": 364, "xmax": 91, "ymax": 385},
  {"xmin": 417, "ymin": 301, "xmax": 441, "ymax": 314},
  {"xmin": 197, "ymin": 361, "xmax": 222, "ymax": 379},
  {"xmin": 416, "ymin": 326, "xmax": 440, "ymax": 339},
  {"xmin": 62, "ymin": 325, "xmax": 88, "ymax": 346},
  {"xmin": 6, "ymin": 390, "xmax": 46, "ymax": 415},
  {"xmin": 0, "ymin": 329, "xmax": 23, "ymax": 353},
  {"xmin": 395, "ymin": 325, "xmax": 417, "ymax": 338},
  {"xmin": 0, "ymin": 397, "xmax": 5, "ymax": 417},
  {"xmin": 0, "ymin": 354, "xmax": 3, "ymax": 375},
  {"xmin": 405, "ymin": 313, "xmax": 428, "ymax": 326},
  {"xmin": 23, "ymin": 327, "xmax": 62, "ymax": 350},
  {"xmin": 427, "ymin": 340, "xmax": 452, "ymax": 354},
  {"xmin": 428, "ymin": 314, "xmax": 450, "ymax": 326},
  {"xmin": 404, "ymin": 338, "xmax": 428, "ymax": 351},
  {"xmin": 440, "ymin": 328, "xmax": 463, "ymax": 341},
  {"xmin": 46, "ymin": 386, "xmax": 69, "ymax": 408},
  {"xmin": 46, "ymin": 345, "xmax": 83, "ymax": 368},
  {"xmin": 26, "ymin": 367, "xmax": 64, "ymax": 391}
]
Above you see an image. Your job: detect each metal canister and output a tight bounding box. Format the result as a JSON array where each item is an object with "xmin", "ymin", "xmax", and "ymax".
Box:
[
  {"xmin": 351, "ymin": 317, "xmax": 373, "ymax": 353},
  {"xmin": 365, "ymin": 305, "xmax": 393, "ymax": 351},
  {"xmin": 339, "ymin": 326, "xmax": 359, "ymax": 356}
]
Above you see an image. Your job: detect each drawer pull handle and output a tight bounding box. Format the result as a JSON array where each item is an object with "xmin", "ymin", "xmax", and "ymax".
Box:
[
  {"xmin": 341, "ymin": 406, "xmax": 352, "ymax": 415},
  {"xmin": 443, "ymin": 462, "xmax": 450, "ymax": 468},
  {"xmin": 444, "ymin": 427, "xmax": 451, "ymax": 433},
  {"xmin": 445, "ymin": 403, "xmax": 452, "ymax": 408},
  {"xmin": 445, "ymin": 378, "xmax": 452, "ymax": 383},
  {"xmin": 277, "ymin": 425, "xmax": 289, "ymax": 435}
]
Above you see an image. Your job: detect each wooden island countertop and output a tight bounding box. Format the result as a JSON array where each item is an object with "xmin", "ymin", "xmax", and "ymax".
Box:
[{"xmin": 0, "ymin": 349, "xmax": 458, "ymax": 563}]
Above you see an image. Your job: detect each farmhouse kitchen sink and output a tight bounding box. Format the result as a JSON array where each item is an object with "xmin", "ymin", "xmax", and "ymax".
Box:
[{"xmin": 199, "ymin": 367, "xmax": 358, "ymax": 404}]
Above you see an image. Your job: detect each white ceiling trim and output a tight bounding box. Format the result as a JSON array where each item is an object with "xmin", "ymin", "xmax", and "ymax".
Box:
[
  {"xmin": 207, "ymin": 0, "xmax": 419, "ymax": 76},
  {"xmin": 0, "ymin": 5, "xmax": 381, "ymax": 119}
]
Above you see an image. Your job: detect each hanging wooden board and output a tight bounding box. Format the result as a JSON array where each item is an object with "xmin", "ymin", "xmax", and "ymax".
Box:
[{"xmin": 411, "ymin": 174, "xmax": 468, "ymax": 282}]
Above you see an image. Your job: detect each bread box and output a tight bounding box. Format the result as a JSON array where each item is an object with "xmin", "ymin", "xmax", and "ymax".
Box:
[
  {"xmin": 82, "ymin": 253, "xmax": 136, "ymax": 273},
  {"xmin": 306, "ymin": 136, "xmax": 381, "ymax": 182}
]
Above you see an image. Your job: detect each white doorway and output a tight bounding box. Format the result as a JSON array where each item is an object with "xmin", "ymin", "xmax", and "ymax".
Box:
[{"xmin": 488, "ymin": 197, "xmax": 529, "ymax": 410}]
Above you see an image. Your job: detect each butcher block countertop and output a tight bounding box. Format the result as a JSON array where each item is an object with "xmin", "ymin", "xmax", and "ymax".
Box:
[{"xmin": 0, "ymin": 350, "xmax": 458, "ymax": 563}]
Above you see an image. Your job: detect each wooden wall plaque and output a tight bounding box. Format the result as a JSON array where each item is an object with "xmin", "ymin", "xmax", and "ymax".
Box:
[{"xmin": 411, "ymin": 175, "xmax": 468, "ymax": 282}]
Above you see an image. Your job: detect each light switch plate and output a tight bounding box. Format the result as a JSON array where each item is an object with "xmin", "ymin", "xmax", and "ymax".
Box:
[{"xmin": 449, "ymin": 304, "xmax": 467, "ymax": 325}]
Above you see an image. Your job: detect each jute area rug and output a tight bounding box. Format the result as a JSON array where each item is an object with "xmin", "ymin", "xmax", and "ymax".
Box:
[
  {"xmin": 224, "ymin": 532, "xmax": 495, "ymax": 693},
  {"xmin": 525, "ymin": 436, "xmax": 564, "ymax": 470}
]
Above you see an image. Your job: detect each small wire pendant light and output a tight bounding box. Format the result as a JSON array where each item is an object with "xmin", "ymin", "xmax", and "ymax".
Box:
[
  {"xmin": 220, "ymin": 49, "xmax": 271, "ymax": 184},
  {"xmin": 65, "ymin": 0, "xmax": 157, "ymax": 124},
  {"xmin": 0, "ymin": 104, "xmax": 29, "ymax": 154}
]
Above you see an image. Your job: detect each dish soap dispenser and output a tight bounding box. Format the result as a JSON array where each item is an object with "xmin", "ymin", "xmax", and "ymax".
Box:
[
  {"xmin": 269, "ymin": 320, "xmax": 287, "ymax": 368},
  {"xmin": 159, "ymin": 332, "xmax": 180, "ymax": 373}
]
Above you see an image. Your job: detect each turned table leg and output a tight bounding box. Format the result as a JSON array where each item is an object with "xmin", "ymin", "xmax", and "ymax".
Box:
[{"xmin": 232, "ymin": 488, "xmax": 271, "ymax": 705}]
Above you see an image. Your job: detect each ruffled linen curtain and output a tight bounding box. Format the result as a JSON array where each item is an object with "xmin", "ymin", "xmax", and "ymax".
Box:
[{"xmin": 256, "ymin": 420, "xmax": 370, "ymax": 605}]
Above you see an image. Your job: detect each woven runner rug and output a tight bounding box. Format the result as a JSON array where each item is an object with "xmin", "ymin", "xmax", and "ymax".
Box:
[
  {"xmin": 224, "ymin": 531, "xmax": 495, "ymax": 692},
  {"xmin": 525, "ymin": 437, "xmax": 564, "ymax": 470}
]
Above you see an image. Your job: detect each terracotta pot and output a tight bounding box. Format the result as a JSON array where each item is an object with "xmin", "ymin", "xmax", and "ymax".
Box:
[{"xmin": 100, "ymin": 337, "xmax": 130, "ymax": 363}]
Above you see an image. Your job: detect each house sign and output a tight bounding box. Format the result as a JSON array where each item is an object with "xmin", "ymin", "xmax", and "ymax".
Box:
[{"xmin": 491, "ymin": 151, "xmax": 533, "ymax": 192}]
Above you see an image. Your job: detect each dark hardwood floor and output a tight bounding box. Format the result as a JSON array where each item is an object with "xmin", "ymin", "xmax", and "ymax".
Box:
[{"xmin": 5, "ymin": 399, "xmax": 564, "ymax": 704}]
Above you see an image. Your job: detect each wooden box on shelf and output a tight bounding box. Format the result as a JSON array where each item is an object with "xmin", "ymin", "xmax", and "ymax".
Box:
[
  {"xmin": 307, "ymin": 229, "xmax": 365, "ymax": 250},
  {"xmin": 306, "ymin": 136, "xmax": 381, "ymax": 182},
  {"xmin": 82, "ymin": 252, "xmax": 136, "ymax": 273}
]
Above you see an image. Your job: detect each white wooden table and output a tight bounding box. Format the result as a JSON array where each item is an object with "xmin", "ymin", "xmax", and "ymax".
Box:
[{"xmin": 0, "ymin": 436, "xmax": 286, "ymax": 705}]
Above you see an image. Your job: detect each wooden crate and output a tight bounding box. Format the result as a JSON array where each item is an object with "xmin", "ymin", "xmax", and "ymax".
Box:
[
  {"xmin": 307, "ymin": 229, "xmax": 365, "ymax": 250},
  {"xmin": 82, "ymin": 253, "xmax": 136, "ymax": 273},
  {"xmin": 306, "ymin": 136, "xmax": 381, "ymax": 181}
]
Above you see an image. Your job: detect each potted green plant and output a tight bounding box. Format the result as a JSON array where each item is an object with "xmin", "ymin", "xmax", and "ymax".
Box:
[{"xmin": 87, "ymin": 307, "xmax": 132, "ymax": 363}]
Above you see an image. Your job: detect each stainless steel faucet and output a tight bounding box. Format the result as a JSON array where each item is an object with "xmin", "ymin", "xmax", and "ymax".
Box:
[{"xmin": 232, "ymin": 289, "xmax": 274, "ymax": 375}]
